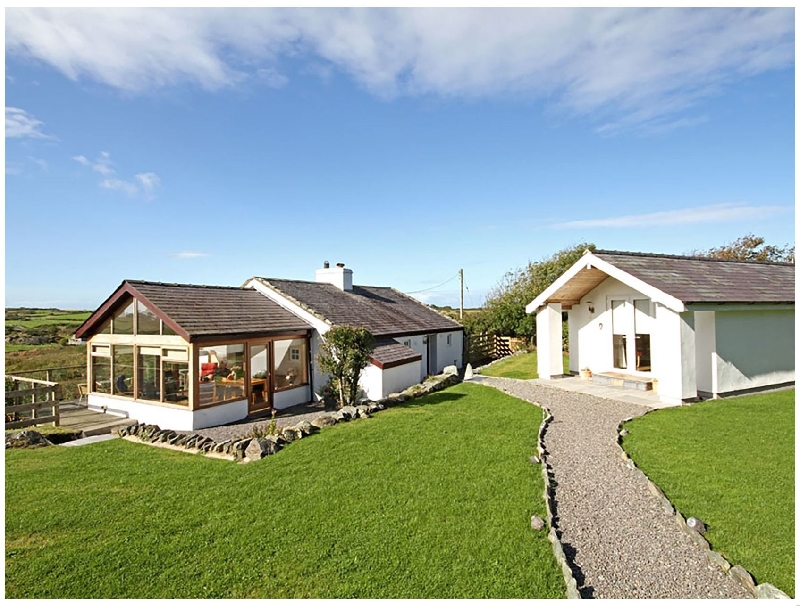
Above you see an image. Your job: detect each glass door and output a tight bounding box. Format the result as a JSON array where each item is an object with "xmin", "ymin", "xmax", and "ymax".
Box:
[
  {"xmin": 611, "ymin": 297, "xmax": 653, "ymax": 373},
  {"xmin": 249, "ymin": 343, "xmax": 272, "ymax": 413},
  {"xmin": 611, "ymin": 299, "xmax": 631, "ymax": 370}
]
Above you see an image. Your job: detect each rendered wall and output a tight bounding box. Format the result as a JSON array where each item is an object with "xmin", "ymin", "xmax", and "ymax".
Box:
[
  {"xmin": 713, "ymin": 309, "xmax": 795, "ymax": 394},
  {"xmin": 694, "ymin": 311, "xmax": 716, "ymax": 394},
  {"xmin": 87, "ymin": 394, "xmax": 247, "ymax": 431},
  {"xmin": 434, "ymin": 331, "xmax": 463, "ymax": 373},
  {"xmin": 273, "ymin": 384, "xmax": 311, "ymax": 410},
  {"xmin": 536, "ymin": 303, "xmax": 563, "ymax": 379}
]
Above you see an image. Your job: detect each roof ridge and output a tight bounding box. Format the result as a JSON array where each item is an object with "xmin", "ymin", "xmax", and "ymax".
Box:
[
  {"xmin": 127, "ymin": 279, "xmax": 252, "ymax": 291},
  {"xmin": 593, "ymin": 249, "xmax": 795, "ymax": 267}
]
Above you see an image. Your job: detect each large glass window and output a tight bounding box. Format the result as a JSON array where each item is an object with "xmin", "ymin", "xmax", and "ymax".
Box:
[
  {"xmin": 274, "ymin": 338, "xmax": 307, "ymax": 390},
  {"xmin": 113, "ymin": 345, "xmax": 135, "ymax": 395},
  {"xmin": 198, "ymin": 344, "xmax": 246, "ymax": 406},
  {"xmin": 137, "ymin": 347, "xmax": 161, "ymax": 401},
  {"xmin": 163, "ymin": 360, "xmax": 189, "ymax": 405},
  {"xmin": 92, "ymin": 352, "xmax": 111, "ymax": 393},
  {"xmin": 137, "ymin": 301, "xmax": 160, "ymax": 335},
  {"xmin": 113, "ymin": 300, "xmax": 135, "ymax": 335},
  {"xmin": 250, "ymin": 344, "xmax": 270, "ymax": 410}
]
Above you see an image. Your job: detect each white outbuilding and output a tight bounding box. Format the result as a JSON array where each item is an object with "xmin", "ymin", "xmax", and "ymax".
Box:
[{"xmin": 526, "ymin": 250, "xmax": 794, "ymax": 404}]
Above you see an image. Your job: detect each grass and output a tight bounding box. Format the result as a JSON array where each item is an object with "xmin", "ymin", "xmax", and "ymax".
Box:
[
  {"xmin": 480, "ymin": 351, "xmax": 570, "ymax": 380},
  {"xmin": 5, "ymin": 383, "xmax": 565, "ymax": 599},
  {"xmin": 622, "ymin": 390, "xmax": 795, "ymax": 596},
  {"xmin": 5, "ymin": 344, "xmax": 87, "ymax": 400}
]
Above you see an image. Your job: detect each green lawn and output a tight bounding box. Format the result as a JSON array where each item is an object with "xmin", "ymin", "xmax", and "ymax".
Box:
[
  {"xmin": 622, "ymin": 390, "xmax": 795, "ymax": 596},
  {"xmin": 5, "ymin": 383, "xmax": 565, "ymax": 599},
  {"xmin": 480, "ymin": 351, "xmax": 570, "ymax": 380}
]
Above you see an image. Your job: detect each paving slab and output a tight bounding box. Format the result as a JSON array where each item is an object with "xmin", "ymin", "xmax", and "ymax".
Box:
[{"xmin": 60, "ymin": 434, "xmax": 120, "ymax": 447}]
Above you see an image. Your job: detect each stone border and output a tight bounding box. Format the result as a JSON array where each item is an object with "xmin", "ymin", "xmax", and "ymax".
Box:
[
  {"xmin": 616, "ymin": 414, "xmax": 791, "ymax": 600},
  {"xmin": 534, "ymin": 404, "xmax": 581, "ymax": 599},
  {"xmin": 113, "ymin": 371, "xmax": 462, "ymax": 464}
]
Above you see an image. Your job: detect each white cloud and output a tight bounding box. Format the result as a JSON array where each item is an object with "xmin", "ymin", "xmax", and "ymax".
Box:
[
  {"xmin": 551, "ymin": 202, "xmax": 791, "ymax": 230},
  {"xmin": 6, "ymin": 163, "xmax": 23, "ymax": 175},
  {"xmin": 5, "ymin": 8, "xmax": 794, "ymax": 131},
  {"xmin": 171, "ymin": 251, "xmax": 209, "ymax": 259},
  {"xmin": 135, "ymin": 172, "xmax": 161, "ymax": 198},
  {"xmin": 28, "ymin": 156, "xmax": 48, "ymax": 171},
  {"xmin": 5, "ymin": 106, "xmax": 54, "ymax": 139},
  {"xmin": 73, "ymin": 151, "xmax": 114, "ymax": 175},
  {"xmin": 100, "ymin": 178, "xmax": 138, "ymax": 197}
]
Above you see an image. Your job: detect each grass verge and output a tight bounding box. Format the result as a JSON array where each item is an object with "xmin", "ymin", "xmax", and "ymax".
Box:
[
  {"xmin": 622, "ymin": 389, "xmax": 794, "ymax": 596},
  {"xmin": 5, "ymin": 382, "xmax": 565, "ymax": 599},
  {"xmin": 480, "ymin": 351, "xmax": 570, "ymax": 380}
]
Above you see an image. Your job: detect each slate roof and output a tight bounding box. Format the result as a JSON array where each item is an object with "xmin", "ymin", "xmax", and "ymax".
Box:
[
  {"xmin": 593, "ymin": 250, "xmax": 795, "ymax": 304},
  {"xmin": 370, "ymin": 338, "xmax": 422, "ymax": 369},
  {"xmin": 76, "ymin": 281, "xmax": 312, "ymax": 340},
  {"xmin": 254, "ymin": 278, "xmax": 463, "ymax": 337}
]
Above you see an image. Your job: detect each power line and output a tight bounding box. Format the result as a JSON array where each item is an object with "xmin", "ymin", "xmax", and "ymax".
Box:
[{"xmin": 406, "ymin": 273, "xmax": 459, "ymax": 294}]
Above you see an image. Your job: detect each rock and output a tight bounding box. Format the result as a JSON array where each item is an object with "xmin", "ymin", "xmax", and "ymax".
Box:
[
  {"xmin": 530, "ymin": 515, "xmax": 546, "ymax": 531},
  {"xmin": 464, "ymin": 363, "xmax": 474, "ymax": 380},
  {"xmin": 355, "ymin": 405, "xmax": 370, "ymax": 419},
  {"xmin": 619, "ymin": 429, "xmax": 629, "ymax": 436},
  {"xmin": 173, "ymin": 434, "xmax": 189, "ymax": 446},
  {"xmin": 529, "ymin": 455, "xmax": 541, "ymax": 464},
  {"xmin": 686, "ymin": 516, "xmax": 707, "ymax": 534},
  {"xmin": 311, "ymin": 414, "xmax": 337, "ymax": 428},
  {"xmin": 5, "ymin": 430, "xmax": 52, "ymax": 449},
  {"xmin": 214, "ymin": 440, "xmax": 230, "ymax": 453},
  {"xmin": 294, "ymin": 420, "xmax": 314, "ymax": 435},
  {"xmin": 387, "ymin": 393, "xmax": 408, "ymax": 402},
  {"xmin": 706, "ymin": 550, "xmax": 731, "ymax": 572},
  {"xmin": 367, "ymin": 402, "xmax": 381, "ymax": 414},
  {"xmin": 754, "ymin": 583, "xmax": 791, "ymax": 599},
  {"xmin": 282, "ymin": 427, "xmax": 302, "ymax": 442},
  {"xmin": 339, "ymin": 406, "xmax": 357, "ymax": 420},
  {"xmin": 729, "ymin": 565, "xmax": 755, "ymax": 593},
  {"xmin": 443, "ymin": 365, "xmax": 458, "ymax": 375},
  {"xmin": 201, "ymin": 441, "xmax": 215, "ymax": 452},
  {"xmin": 245, "ymin": 437, "xmax": 281, "ymax": 460}
]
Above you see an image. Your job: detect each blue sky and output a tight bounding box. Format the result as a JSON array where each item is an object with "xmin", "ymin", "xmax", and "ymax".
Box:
[{"xmin": 4, "ymin": 8, "xmax": 795, "ymax": 310}]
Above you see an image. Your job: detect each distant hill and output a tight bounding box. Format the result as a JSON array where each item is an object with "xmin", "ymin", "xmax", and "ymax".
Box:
[{"xmin": 5, "ymin": 308, "xmax": 91, "ymax": 346}]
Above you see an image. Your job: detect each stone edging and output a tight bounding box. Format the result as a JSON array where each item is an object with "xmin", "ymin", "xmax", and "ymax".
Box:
[
  {"xmin": 616, "ymin": 414, "xmax": 791, "ymax": 600},
  {"xmin": 535, "ymin": 403, "xmax": 582, "ymax": 599},
  {"xmin": 113, "ymin": 371, "xmax": 461, "ymax": 463}
]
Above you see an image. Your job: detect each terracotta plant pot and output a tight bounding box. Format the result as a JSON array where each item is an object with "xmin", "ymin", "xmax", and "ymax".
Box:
[{"xmin": 579, "ymin": 369, "xmax": 592, "ymax": 380}]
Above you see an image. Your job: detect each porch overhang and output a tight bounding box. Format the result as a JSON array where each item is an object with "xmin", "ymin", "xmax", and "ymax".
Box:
[{"xmin": 525, "ymin": 250, "xmax": 686, "ymax": 315}]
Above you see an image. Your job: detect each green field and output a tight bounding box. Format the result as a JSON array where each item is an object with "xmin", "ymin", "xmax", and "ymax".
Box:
[
  {"xmin": 622, "ymin": 390, "xmax": 795, "ymax": 596},
  {"xmin": 5, "ymin": 383, "xmax": 565, "ymax": 599},
  {"xmin": 479, "ymin": 351, "xmax": 570, "ymax": 380}
]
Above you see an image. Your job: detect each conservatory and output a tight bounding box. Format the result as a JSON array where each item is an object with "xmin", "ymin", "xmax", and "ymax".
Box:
[{"xmin": 75, "ymin": 280, "xmax": 313, "ymax": 430}]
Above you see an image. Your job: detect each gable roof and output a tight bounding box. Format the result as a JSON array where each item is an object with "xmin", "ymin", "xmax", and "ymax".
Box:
[
  {"xmin": 252, "ymin": 278, "xmax": 463, "ymax": 337},
  {"xmin": 75, "ymin": 280, "xmax": 312, "ymax": 341},
  {"xmin": 528, "ymin": 249, "xmax": 795, "ymax": 313}
]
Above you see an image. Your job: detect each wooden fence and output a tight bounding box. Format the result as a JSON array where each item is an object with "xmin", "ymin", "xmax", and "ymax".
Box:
[
  {"xmin": 466, "ymin": 334, "xmax": 528, "ymax": 364},
  {"xmin": 8, "ymin": 364, "xmax": 85, "ymax": 400},
  {"xmin": 5, "ymin": 376, "xmax": 63, "ymax": 430}
]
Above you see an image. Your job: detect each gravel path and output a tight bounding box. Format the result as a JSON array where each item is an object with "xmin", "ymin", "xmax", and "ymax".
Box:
[
  {"xmin": 473, "ymin": 376, "xmax": 751, "ymax": 599},
  {"xmin": 195, "ymin": 403, "xmax": 334, "ymax": 444}
]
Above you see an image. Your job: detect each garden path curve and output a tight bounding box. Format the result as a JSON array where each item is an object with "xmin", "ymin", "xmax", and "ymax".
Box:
[{"xmin": 473, "ymin": 376, "xmax": 751, "ymax": 599}]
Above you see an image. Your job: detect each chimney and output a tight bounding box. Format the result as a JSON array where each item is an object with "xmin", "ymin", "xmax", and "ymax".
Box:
[{"xmin": 316, "ymin": 261, "xmax": 353, "ymax": 291}]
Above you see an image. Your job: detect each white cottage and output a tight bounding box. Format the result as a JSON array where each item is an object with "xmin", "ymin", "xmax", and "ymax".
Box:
[
  {"xmin": 75, "ymin": 263, "xmax": 464, "ymax": 430},
  {"xmin": 526, "ymin": 250, "xmax": 794, "ymax": 404}
]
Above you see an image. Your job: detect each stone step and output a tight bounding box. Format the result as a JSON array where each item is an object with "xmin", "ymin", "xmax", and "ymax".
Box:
[{"xmin": 592, "ymin": 372, "xmax": 653, "ymax": 391}]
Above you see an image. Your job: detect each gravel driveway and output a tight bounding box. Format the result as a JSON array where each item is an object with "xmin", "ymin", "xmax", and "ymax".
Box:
[{"xmin": 473, "ymin": 376, "xmax": 751, "ymax": 599}]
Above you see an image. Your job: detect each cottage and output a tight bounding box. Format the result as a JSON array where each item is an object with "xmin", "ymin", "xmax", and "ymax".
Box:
[
  {"xmin": 74, "ymin": 263, "xmax": 464, "ymax": 430},
  {"xmin": 526, "ymin": 250, "xmax": 794, "ymax": 404}
]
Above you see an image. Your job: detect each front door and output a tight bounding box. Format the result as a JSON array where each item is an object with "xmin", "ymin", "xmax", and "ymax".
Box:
[
  {"xmin": 610, "ymin": 297, "xmax": 652, "ymax": 372},
  {"xmin": 427, "ymin": 334, "xmax": 438, "ymax": 376},
  {"xmin": 248, "ymin": 343, "xmax": 272, "ymax": 414}
]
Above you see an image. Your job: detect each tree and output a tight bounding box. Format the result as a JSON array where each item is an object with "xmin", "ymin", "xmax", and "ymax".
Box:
[
  {"xmin": 477, "ymin": 242, "xmax": 595, "ymax": 341},
  {"xmin": 316, "ymin": 325, "xmax": 375, "ymax": 408},
  {"xmin": 691, "ymin": 234, "xmax": 794, "ymax": 263}
]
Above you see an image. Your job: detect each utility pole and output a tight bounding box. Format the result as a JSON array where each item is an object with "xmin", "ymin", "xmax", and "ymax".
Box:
[{"xmin": 459, "ymin": 268, "xmax": 464, "ymax": 321}]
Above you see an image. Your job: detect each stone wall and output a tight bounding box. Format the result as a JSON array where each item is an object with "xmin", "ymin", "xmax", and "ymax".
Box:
[{"xmin": 114, "ymin": 370, "xmax": 462, "ymax": 463}]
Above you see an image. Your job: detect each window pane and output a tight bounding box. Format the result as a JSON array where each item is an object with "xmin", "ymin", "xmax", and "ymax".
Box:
[
  {"xmin": 113, "ymin": 345, "xmax": 135, "ymax": 396},
  {"xmin": 92, "ymin": 356, "xmax": 111, "ymax": 393},
  {"xmin": 163, "ymin": 323, "xmax": 177, "ymax": 336},
  {"xmin": 164, "ymin": 361, "xmax": 189, "ymax": 405},
  {"xmin": 250, "ymin": 344, "xmax": 270, "ymax": 409},
  {"xmin": 137, "ymin": 301, "xmax": 160, "ymax": 335},
  {"xmin": 634, "ymin": 299, "xmax": 652, "ymax": 335},
  {"xmin": 198, "ymin": 344, "xmax": 245, "ymax": 406},
  {"xmin": 137, "ymin": 348, "xmax": 161, "ymax": 401},
  {"xmin": 274, "ymin": 338, "xmax": 307, "ymax": 390},
  {"xmin": 98, "ymin": 318, "xmax": 111, "ymax": 334},
  {"xmin": 113, "ymin": 300, "xmax": 135, "ymax": 335}
]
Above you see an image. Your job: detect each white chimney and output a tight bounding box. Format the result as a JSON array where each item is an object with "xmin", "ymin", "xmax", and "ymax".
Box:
[{"xmin": 316, "ymin": 261, "xmax": 353, "ymax": 291}]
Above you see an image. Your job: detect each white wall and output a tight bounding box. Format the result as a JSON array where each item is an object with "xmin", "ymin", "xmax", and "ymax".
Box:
[
  {"xmin": 381, "ymin": 360, "xmax": 423, "ymax": 397},
  {"xmin": 694, "ymin": 311, "xmax": 716, "ymax": 394},
  {"xmin": 434, "ymin": 331, "xmax": 463, "ymax": 373},
  {"xmin": 536, "ymin": 303, "xmax": 563, "ymax": 379},
  {"xmin": 713, "ymin": 309, "xmax": 795, "ymax": 394},
  {"xmin": 87, "ymin": 394, "xmax": 248, "ymax": 431},
  {"xmin": 650, "ymin": 306, "xmax": 696, "ymax": 404},
  {"xmin": 273, "ymin": 384, "xmax": 311, "ymax": 410}
]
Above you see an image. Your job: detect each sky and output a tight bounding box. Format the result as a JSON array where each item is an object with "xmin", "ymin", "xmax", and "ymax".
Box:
[{"xmin": 4, "ymin": 7, "xmax": 796, "ymax": 311}]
